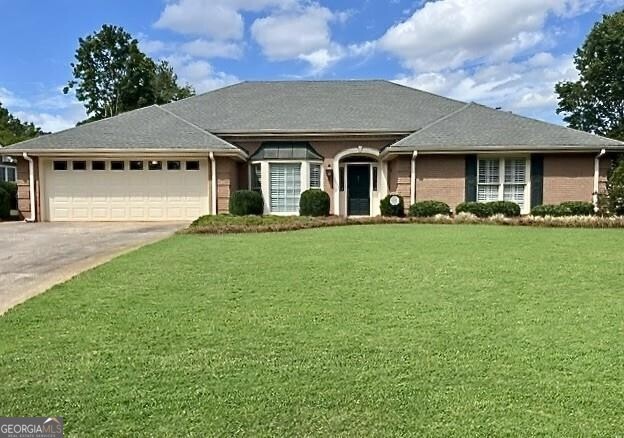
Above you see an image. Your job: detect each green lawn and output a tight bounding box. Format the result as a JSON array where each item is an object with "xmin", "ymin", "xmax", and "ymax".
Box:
[{"xmin": 1, "ymin": 225, "xmax": 623, "ymax": 436}]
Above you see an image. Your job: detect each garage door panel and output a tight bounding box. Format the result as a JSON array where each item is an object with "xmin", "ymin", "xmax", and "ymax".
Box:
[
  {"xmin": 110, "ymin": 208, "xmax": 127, "ymax": 220},
  {"xmin": 45, "ymin": 159, "xmax": 209, "ymax": 221},
  {"xmin": 129, "ymin": 207, "xmax": 147, "ymax": 219}
]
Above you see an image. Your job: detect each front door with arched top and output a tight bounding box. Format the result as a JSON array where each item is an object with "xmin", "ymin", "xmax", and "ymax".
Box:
[{"xmin": 347, "ymin": 164, "xmax": 370, "ymax": 216}]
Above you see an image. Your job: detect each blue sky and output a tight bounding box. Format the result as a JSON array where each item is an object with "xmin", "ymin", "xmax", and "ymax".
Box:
[{"xmin": 1, "ymin": 0, "xmax": 623, "ymax": 132}]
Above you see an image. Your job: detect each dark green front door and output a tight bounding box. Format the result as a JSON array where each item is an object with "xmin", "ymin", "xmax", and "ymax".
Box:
[{"xmin": 347, "ymin": 165, "xmax": 370, "ymax": 216}]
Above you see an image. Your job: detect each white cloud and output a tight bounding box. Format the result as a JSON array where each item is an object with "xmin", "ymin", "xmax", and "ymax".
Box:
[
  {"xmin": 139, "ymin": 35, "xmax": 243, "ymax": 60},
  {"xmin": 394, "ymin": 52, "xmax": 578, "ymax": 122},
  {"xmin": 298, "ymin": 45, "xmax": 345, "ymax": 74},
  {"xmin": 376, "ymin": 0, "xmax": 624, "ymax": 73},
  {"xmin": 181, "ymin": 39, "xmax": 244, "ymax": 59},
  {"xmin": 251, "ymin": 4, "xmax": 346, "ymax": 72},
  {"xmin": 137, "ymin": 37, "xmax": 172, "ymax": 56},
  {"xmin": 14, "ymin": 110, "xmax": 81, "ymax": 133},
  {"xmin": 0, "ymin": 87, "xmax": 30, "ymax": 108},
  {"xmin": 378, "ymin": 0, "xmax": 566, "ymax": 72},
  {"xmin": 155, "ymin": 0, "xmax": 244, "ymax": 40},
  {"xmin": 0, "ymin": 86, "xmax": 86, "ymax": 132},
  {"xmin": 155, "ymin": 0, "xmax": 296, "ymax": 40},
  {"xmin": 164, "ymin": 55, "xmax": 240, "ymax": 93}
]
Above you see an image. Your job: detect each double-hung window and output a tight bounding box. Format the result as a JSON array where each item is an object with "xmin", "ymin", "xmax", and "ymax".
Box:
[
  {"xmin": 309, "ymin": 163, "xmax": 321, "ymax": 189},
  {"xmin": 477, "ymin": 159, "xmax": 500, "ymax": 202},
  {"xmin": 270, "ymin": 163, "xmax": 301, "ymax": 213},
  {"xmin": 503, "ymin": 158, "xmax": 527, "ymax": 208},
  {"xmin": 478, "ymin": 157, "xmax": 528, "ymax": 210}
]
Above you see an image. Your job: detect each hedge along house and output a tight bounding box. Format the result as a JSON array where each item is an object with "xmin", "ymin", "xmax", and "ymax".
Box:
[{"xmin": 4, "ymin": 80, "xmax": 624, "ymax": 222}]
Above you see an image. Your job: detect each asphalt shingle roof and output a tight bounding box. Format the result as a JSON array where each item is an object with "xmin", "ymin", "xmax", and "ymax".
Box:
[
  {"xmin": 3, "ymin": 105, "xmax": 238, "ymax": 151},
  {"xmin": 4, "ymin": 81, "xmax": 622, "ymax": 153},
  {"xmin": 163, "ymin": 80, "xmax": 467, "ymax": 133},
  {"xmin": 389, "ymin": 102, "xmax": 624, "ymax": 151}
]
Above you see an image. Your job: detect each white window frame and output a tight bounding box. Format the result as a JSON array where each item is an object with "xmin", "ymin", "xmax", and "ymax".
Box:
[
  {"xmin": 250, "ymin": 159, "xmax": 324, "ymax": 215},
  {"xmin": 309, "ymin": 162, "xmax": 322, "ymax": 189},
  {"xmin": 477, "ymin": 156, "xmax": 531, "ymax": 214},
  {"xmin": 0, "ymin": 164, "xmax": 17, "ymax": 182}
]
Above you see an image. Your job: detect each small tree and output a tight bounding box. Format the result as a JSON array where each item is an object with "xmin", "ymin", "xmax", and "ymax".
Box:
[{"xmin": 607, "ymin": 160, "xmax": 624, "ymax": 215}]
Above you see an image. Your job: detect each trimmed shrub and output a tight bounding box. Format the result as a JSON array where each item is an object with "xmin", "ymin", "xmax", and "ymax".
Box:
[
  {"xmin": 380, "ymin": 194, "xmax": 405, "ymax": 217},
  {"xmin": 455, "ymin": 202, "xmax": 493, "ymax": 218},
  {"xmin": 229, "ymin": 190, "xmax": 264, "ymax": 216},
  {"xmin": 409, "ymin": 200, "xmax": 451, "ymax": 217},
  {"xmin": 530, "ymin": 204, "xmax": 572, "ymax": 217},
  {"xmin": 560, "ymin": 201, "xmax": 595, "ymax": 216},
  {"xmin": 299, "ymin": 189, "xmax": 330, "ymax": 216},
  {"xmin": 0, "ymin": 181, "xmax": 18, "ymax": 210},
  {"xmin": 487, "ymin": 201, "xmax": 521, "ymax": 217},
  {"xmin": 0, "ymin": 187, "xmax": 10, "ymax": 219}
]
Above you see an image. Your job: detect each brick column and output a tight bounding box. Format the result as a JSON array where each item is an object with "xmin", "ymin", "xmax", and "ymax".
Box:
[{"xmin": 15, "ymin": 156, "xmax": 40, "ymax": 221}]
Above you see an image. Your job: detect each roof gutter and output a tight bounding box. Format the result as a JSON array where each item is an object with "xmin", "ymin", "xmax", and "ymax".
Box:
[
  {"xmin": 209, "ymin": 152, "xmax": 217, "ymax": 215},
  {"xmin": 22, "ymin": 153, "xmax": 36, "ymax": 222},
  {"xmin": 410, "ymin": 151, "xmax": 418, "ymax": 205},
  {"xmin": 3, "ymin": 148, "xmax": 247, "ymax": 159},
  {"xmin": 593, "ymin": 148, "xmax": 607, "ymax": 211},
  {"xmin": 383, "ymin": 147, "xmax": 623, "ymax": 155}
]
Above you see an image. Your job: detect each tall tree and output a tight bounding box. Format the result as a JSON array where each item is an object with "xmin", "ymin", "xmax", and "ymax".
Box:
[
  {"xmin": 0, "ymin": 102, "xmax": 43, "ymax": 146},
  {"xmin": 64, "ymin": 25, "xmax": 194, "ymax": 122},
  {"xmin": 152, "ymin": 61, "xmax": 194, "ymax": 105},
  {"xmin": 556, "ymin": 11, "xmax": 624, "ymax": 141}
]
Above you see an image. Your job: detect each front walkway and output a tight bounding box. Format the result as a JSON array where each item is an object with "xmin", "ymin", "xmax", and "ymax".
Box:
[{"xmin": 0, "ymin": 222, "xmax": 186, "ymax": 314}]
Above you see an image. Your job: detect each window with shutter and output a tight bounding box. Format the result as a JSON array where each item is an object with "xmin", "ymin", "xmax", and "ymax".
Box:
[
  {"xmin": 270, "ymin": 163, "xmax": 301, "ymax": 213},
  {"xmin": 477, "ymin": 157, "xmax": 528, "ymax": 210},
  {"xmin": 251, "ymin": 163, "xmax": 261, "ymax": 192},
  {"xmin": 477, "ymin": 159, "xmax": 500, "ymax": 202},
  {"xmin": 503, "ymin": 158, "xmax": 527, "ymax": 209},
  {"xmin": 309, "ymin": 163, "xmax": 321, "ymax": 189}
]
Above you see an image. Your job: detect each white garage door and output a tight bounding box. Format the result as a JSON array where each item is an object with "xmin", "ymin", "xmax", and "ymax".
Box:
[{"xmin": 43, "ymin": 158, "xmax": 210, "ymax": 221}]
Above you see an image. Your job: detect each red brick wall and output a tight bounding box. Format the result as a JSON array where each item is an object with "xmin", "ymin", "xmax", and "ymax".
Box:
[
  {"xmin": 388, "ymin": 156, "xmax": 411, "ymax": 203},
  {"xmin": 216, "ymin": 158, "xmax": 238, "ymax": 214},
  {"xmin": 415, "ymin": 155, "xmax": 465, "ymax": 209},
  {"xmin": 15, "ymin": 156, "xmax": 40, "ymax": 221},
  {"xmin": 543, "ymin": 154, "xmax": 594, "ymax": 204}
]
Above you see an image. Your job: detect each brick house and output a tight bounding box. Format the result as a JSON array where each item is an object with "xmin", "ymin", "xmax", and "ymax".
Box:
[{"xmin": 3, "ymin": 80, "xmax": 623, "ymax": 221}]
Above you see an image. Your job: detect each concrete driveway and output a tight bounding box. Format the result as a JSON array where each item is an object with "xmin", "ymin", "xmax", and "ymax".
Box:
[{"xmin": 0, "ymin": 222, "xmax": 186, "ymax": 314}]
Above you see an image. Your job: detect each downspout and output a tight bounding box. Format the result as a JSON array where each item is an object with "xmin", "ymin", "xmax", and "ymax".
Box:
[
  {"xmin": 410, "ymin": 151, "xmax": 418, "ymax": 205},
  {"xmin": 22, "ymin": 152, "xmax": 36, "ymax": 222},
  {"xmin": 593, "ymin": 148, "xmax": 607, "ymax": 211},
  {"xmin": 209, "ymin": 152, "xmax": 217, "ymax": 215}
]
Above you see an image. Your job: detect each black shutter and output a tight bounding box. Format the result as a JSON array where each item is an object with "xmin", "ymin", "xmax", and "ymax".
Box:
[
  {"xmin": 465, "ymin": 155, "xmax": 477, "ymax": 202},
  {"xmin": 530, "ymin": 155, "xmax": 543, "ymax": 208}
]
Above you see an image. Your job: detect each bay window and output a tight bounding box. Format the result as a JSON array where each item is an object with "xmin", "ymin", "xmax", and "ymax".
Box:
[
  {"xmin": 249, "ymin": 142, "xmax": 324, "ymax": 215},
  {"xmin": 477, "ymin": 157, "xmax": 529, "ymax": 211}
]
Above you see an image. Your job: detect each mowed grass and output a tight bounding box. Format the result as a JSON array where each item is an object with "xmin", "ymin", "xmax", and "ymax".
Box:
[{"xmin": 1, "ymin": 225, "xmax": 624, "ymax": 436}]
